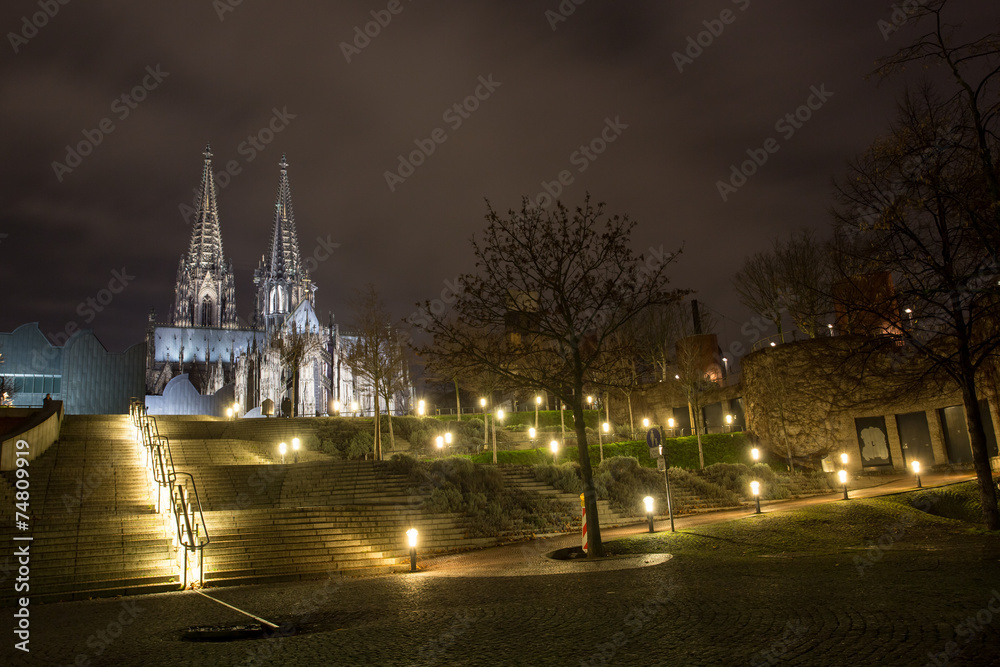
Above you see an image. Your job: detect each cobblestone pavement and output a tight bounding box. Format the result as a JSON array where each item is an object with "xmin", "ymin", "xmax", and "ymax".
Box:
[{"xmin": 5, "ymin": 473, "xmax": 999, "ymax": 666}]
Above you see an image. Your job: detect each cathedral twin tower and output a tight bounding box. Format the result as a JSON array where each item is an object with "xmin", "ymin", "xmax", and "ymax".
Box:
[{"xmin": 171, "ymin": 145, "xmax": 315, "ymax": 331}]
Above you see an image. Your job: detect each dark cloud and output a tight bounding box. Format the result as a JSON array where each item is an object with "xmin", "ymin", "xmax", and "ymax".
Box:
[{"xmin": 1, "ymin": 0, "xmax": 997, "ymax": 352}]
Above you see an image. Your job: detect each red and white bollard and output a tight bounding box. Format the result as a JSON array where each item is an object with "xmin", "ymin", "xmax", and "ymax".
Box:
[{"xmin": 580, "ymin": 493, "xmax": 588, "ymax": 553}]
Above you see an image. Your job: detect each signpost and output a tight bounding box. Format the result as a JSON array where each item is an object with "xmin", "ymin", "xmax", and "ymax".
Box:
[{"xmin": 646, "ymin": 427, "xmax": 676, "ymax": 533}]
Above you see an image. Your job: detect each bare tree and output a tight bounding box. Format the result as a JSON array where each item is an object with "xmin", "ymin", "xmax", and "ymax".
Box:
[
  {"xmin": 344, "ymin": 285, "xmax": 409, "ymax": 460},
  {"xmin": 416, "ymin": 195, "xmax": 685, "ymax": 557},
  {"xmin": 269, "ymin": 322, "xmax": 325, "ymax": 417},
  {"xmin": 0, "ymin": 353, "xmax": 16, "ymax": 406},
  {"xmin": 775, "ymin": 230, "xmax": 832, "ymax": 338},
  {"xmin": 733, "ymin": 251, "xmax": 784, "ymax": 337},
  {"xmin": 832, "ymin": 82, "xmax": 1000, "ymax": 529}
]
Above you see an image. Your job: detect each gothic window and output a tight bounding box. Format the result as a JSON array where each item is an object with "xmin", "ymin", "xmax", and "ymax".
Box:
[{"xmin": 201, "ymin": 296, "xmax": 213, "ymax": 326}]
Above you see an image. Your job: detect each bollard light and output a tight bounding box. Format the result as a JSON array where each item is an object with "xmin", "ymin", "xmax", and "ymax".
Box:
[
  {"xmin": 536, "ymin": 396, "xmax": 542, "ymax": 405},
  {"xmin": 292, "ymin": 437, "xmax": 300, "ymax": 462},
  {"xmin": 418, "ymin": 399, "xmax": 425, "ymax": 416},
  {"xmin": 351, "ymin": 401, "xmax": 359, "ymax": 414},
  {"xmin": 436, "ymin": 436, "xmax": 444, "ymax": 450},
  {"xmin": 911, "ymin": 460, "xmax": 922, "ymax": 488},
  {"xmin": 550, "ymin": 439, "xmax": 559, "ymax": 458},
  {"xmin": 839, "ymin": 469, "xmax": 849, "ymax": 500},
  {"xmin": 643, "ymin": 495, "xmax": 655, "ymax": 532},
  {"xmin": 226, "ymin": 407, "xmax": 233, "ymax": 419},
  {"xmin": 480, "ymin": 398, "xmax": 487, "ymax": 408},
  {"xmin": 332, "ymin": 400, "xmax": 341, "ymax": 414},
  {"xmin": 406, "ymin": 528, "xmax": 418, "ymax": 572},
  {"xmin": 497, "ymin": 408, "xmax": 505, "ymax": 421},
  {"xmin": 642, "ymin": 418, "xmax": 650, "ymax": 429},
  {"xmin": 587, "ymin": 396, "xmax": 593, "ymax": 406},
  {"xmin": 840, "ymin": 452, "xmax": 849, "ymax": 465},
  {"xmin": 751, "ymin": 447, "xmax": 760, "ymax": 462},
  {"xmin": 667, "ymin": 418, "xmax": 675, "ymax": 429},
  {"xmin": 602, "ymin": 422, "xmax": 610, "ymax": 433},
  {"xmin": 279, "ymin": 441, "xmax": 287, "ymax": 464},
  {"xmin": 529, "ymin": 427, "xmax": 536, "ymax": 441},
  {"xmin": 726, "ymin": 415, "xmax": 733, "ymax": 425},
  {"xmin": 750, "ymin": 480, "xmax": 762, "ymax": 514}
]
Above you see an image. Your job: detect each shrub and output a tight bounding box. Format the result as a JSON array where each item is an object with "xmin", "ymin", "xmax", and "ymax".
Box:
[{"xmin": 346, "ymin": 431, "xmax": 374, "ymax": 460}]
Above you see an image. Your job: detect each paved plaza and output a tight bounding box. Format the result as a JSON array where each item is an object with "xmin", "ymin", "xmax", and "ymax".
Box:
[{"xmin": 5, "ymin": 474, "xmax": 1000, "ymax": 666}]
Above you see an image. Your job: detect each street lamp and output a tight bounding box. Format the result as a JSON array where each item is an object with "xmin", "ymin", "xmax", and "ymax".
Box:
[
  {"xmin": 332, "ymin": 400, "xmax": 341, "ymax": 415},
  {"xmin": 417, "ymin": 399, "xmax": 425, "ymax": 416},
  {"xmin": 751, "ymin": 447, "xmax": 760, "ymax": 462},
  {"xmin": 725, "ymin": 414, "xmax": 733, "ymax": 432},
  {"xmin": 722, "ymin": 357, "xmax": 729, "ymax": 376},
  {"xmin": 279, "ymin": 441, "xmax": 287, "ymax": 464},
  {"xmin": 643, "ymin": 495, "xmax": 655, "ymax": 533},
  {"xmin": 350, "ymin": 400, "xmax": 359, "ymax": 416},
  {"xmin": 667, "ymin": 417, "xmax": 675, "ymax": 436},
  {"xmin": 480, "ymin": 398, "xmax": 488, "ymax": 447},
  {"xmin": 292, "ymin": 437, "xmax": 300, "ymax": 463},
  {"xmin": 550, "ymin": 439, "xmax": 559, "ymax": 464},
  {"xmin": 233, "ymin": 402, "xmax": 240, "ymax": 418},
  {"xmin": 406, "ymin": 528, "xmax": 418, "ymax": 572},
  {"xmin": 912, "ymin": 460, "xmax": 922, "ymax": 488},
  {"xmin": 750, "ymin": 480, "xmax": 762, "ymax": 514},
  {"xmin": 226, "ymin": 407, "xmax": 233, "ymax": 420},
  {"xmin": 528, "ymin": 427, "xmax": 537, "ymax": 444},
  {"xmin": 838, "ymin": 469, "xmax": 849, "ymax": 500},
  {"xmin": 840, "ymin": 452, "xmax": 848, "ymax": 466},
  {"xmin": 642, "ymin": 417, "xmax": 650, "ymax": 429}
]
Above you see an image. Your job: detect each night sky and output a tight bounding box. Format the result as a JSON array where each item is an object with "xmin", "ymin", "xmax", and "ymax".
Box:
[{"xmin": 1, "ymin": 1, "xmax": 997, "ymax": 355}]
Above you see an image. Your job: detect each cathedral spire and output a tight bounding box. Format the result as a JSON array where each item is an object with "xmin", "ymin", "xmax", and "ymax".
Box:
[{"xmin": 187, "ymin": 144, "xmax": 226, "ymax": 272}]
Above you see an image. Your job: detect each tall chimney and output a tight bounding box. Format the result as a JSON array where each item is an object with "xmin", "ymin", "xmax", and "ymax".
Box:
[{"xmin": 692, "ymin": 299, "xmax": 702, "ymax": 335}]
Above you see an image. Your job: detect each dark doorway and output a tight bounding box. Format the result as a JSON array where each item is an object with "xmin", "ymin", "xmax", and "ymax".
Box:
[
  {"xmin": 895, "ymin": 412, "xmax": 934, "ymax": 467},
  {"xmin": 939, "ymin": 406, "xmax": 972, "ymax": 464}
]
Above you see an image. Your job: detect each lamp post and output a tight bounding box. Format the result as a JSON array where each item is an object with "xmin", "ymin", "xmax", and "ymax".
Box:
[
  {"xmin": 406, "ymin": 528, "xmax": 418, "ymax": 572},
  {"xmin": 667, "ymin": 417, "xmax": 675, "ymax": 437},
  {"xmin": 292, "ymin": 437, "xmax": 300, "ymax": 463},
  {"xmin": 643, "ymin": 495, "xmax": 655, "ymax": 533},
  {"xmin": 535, "ymin": 395, "xmax": 541, "ymax": 430},
  {"xmin": 750, "ymin": 480, "xmax": 762, "ymax": 514},
  {"xmin": 550, "ymin": 439, "xmax": 559, "ymax": 464},
  {"xmin": 725, "ymin": 414, "xmax": 733, "ymax": 432},
  {"xmin": 912, "ymin": 460, "xmax": 922, "ymax": 488},
  {"xmin": 839, "ymin": 469, "xmax": 849, "ymax": 500},
  {"xmin": 279, "ymin": 442, "xmax": 287, "ymax": 465}
]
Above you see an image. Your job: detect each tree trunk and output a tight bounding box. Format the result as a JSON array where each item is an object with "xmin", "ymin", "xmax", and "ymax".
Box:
[
  {"xmin": 573, "ymin": 358, "xmax": 604, "ymax": 557},
  {"xmin": 373, "ymin": 400, "xmax": 382, "ymax": 461},
  {"xmin": 960, "ymin": 376, "xmax": 1000, "ymax": 530},
  {"xmin": 626, "ymin": 392, "xmax": 634, "ymax": 440},
  {"xmin": 689, "ymin": 399, "xmax": 704, "ymax": 469},
  {"xmin": 384, "ymin": 390, "xmax": 396, "ymax": 455}
]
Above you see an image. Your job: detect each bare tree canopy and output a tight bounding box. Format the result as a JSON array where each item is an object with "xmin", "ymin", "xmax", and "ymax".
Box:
[{"xmin": 415, "ymin": 195, "xmax": 686, "ymax": 556}]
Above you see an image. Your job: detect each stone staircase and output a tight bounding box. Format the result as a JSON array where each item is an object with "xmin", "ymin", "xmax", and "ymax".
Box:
[
  {"xmin": 0, "ymin": 415, "xmax": 177, "ymax": 604},
  {"xmin": 498, "ymin": 468, "xmax": 631, "ymax": 526}
]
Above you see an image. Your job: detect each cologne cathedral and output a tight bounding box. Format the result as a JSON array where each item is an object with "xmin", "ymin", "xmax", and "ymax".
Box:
[{"xmin": 144, "ymin": 147, "xmax": 400, "ymax": 417}]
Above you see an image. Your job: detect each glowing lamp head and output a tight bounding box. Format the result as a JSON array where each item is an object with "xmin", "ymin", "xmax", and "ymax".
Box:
[
  {"xmin": 292, "ymin": 437, "xmax": 300, "ymax": 451},
  {"xmin": 435, "ymin": 436, "xmax": 444, "ymax": 449},
  {"xmin": 838, "ymin": 469, "xmax": 848, "ymax": 484},
  {"xmin": 233, "ymin": 402, "xmax": 239, "ymax": 411},
  {"xmin": 550, "ymin": 440, "xmax": 558, "ymax": 454},
  {"xmin": 911, "ymin": 460, "xmax": 920, "ymax": 474},
  {"xmin": 750, "ymin": 480, "xmax": 760, "ymax": 496},
  {"xmin": 602, "ymin": 422, "xmax": 609, "ymax": 433},
  {"xmin": 528, "ymin": 427, "xmax": 536, "ymax": 439},
  {"xmin": 351, "ymin": 401, "xmax": 359, "ymax": 412},
  {"xmin": 480, "ymin": 398, "xmax": 487, "ymax": 408},
  {"xmin": 726, "ymin": 415, "xmax": 733, "ymax": 425},
  {"xmin": 406, "ymin": 528, "xmax": 418, "ymax": 547},
  {"xmin": 535, "ymin": 396, "xmax": 541, "ymax": 405},
  {"xmin": 497, "ymin": 409, "xmax": 505, "ymax": 421},
  {"xmin": 751, "ymin": 447, "xmax": 760, "ymax": 461},
  {"xmin": 643, "ymin": 496, "xmax": 654, "ymax": 513},
  {"xmin": 333, "ymin": 400, "xmax": 341, "ymax": 413},
  {"xmin": 642, "ymin": 418, "xmax": 650, "ymax": 428},
  {"xmin": 226, "ymin": 408, "xmax": 233, "ymax": 418},
  {"xmin": 587, "ymin": 396, "xmax": 593, "ymax": 405},
  {"xmin": 840, "ymin": 453, "xmax": 848, "ymax": 465},
  {"xmin": 445, "ymin": 432, "xmax": 452, "ymax": 444},
  {"xmin": 417, "ymin": 399, "xmax": 425, "ymax": 416},
  {"xmin": 279, "ymin": 442, "xmax": 287, "ymax": 455},
  {"xmin": 668, "ymin": 418, "xmax": 675, "ymax": 428}
]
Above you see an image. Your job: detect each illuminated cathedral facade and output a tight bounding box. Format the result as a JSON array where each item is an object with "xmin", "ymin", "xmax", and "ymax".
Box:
[{"xmin": 144, "ymin": 147, "xmax": 408, "ymax": 417}]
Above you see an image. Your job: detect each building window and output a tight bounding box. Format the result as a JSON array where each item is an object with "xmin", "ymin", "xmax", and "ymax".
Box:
[{"xmin": 201, "ymin": 296, "xmax": 213, "ymax": 326}]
